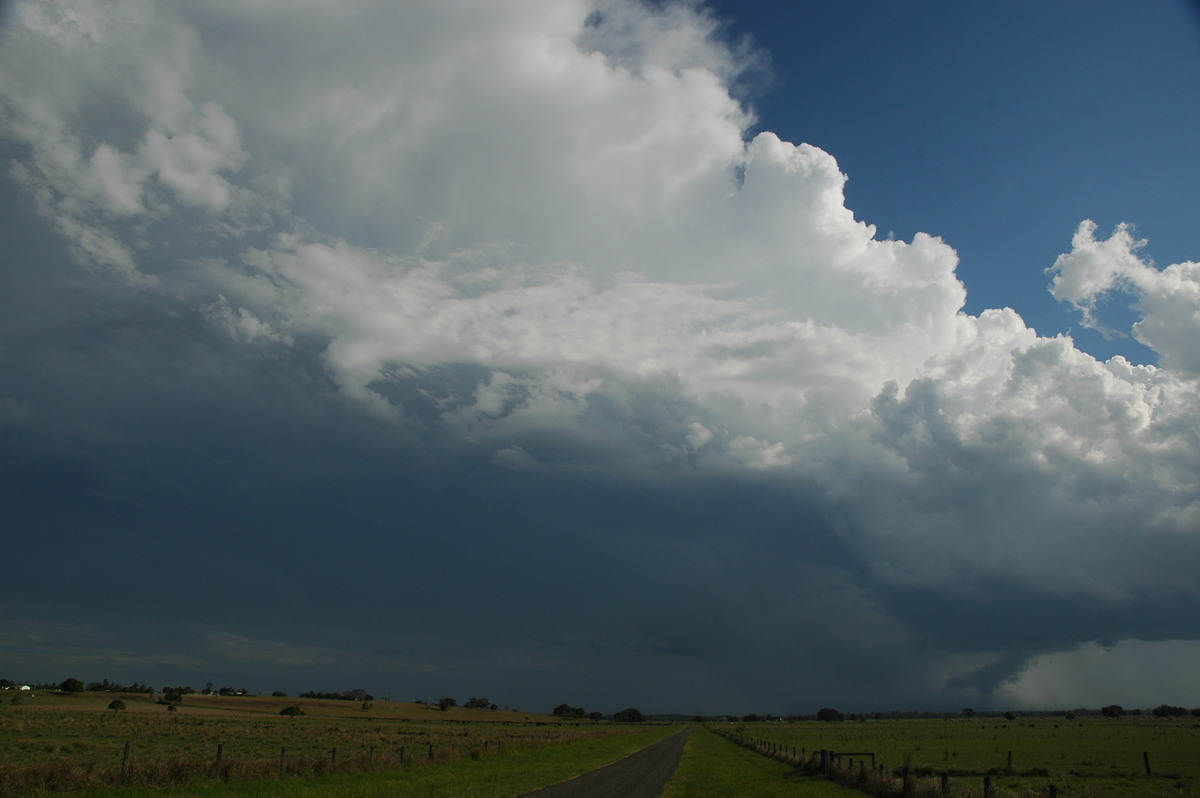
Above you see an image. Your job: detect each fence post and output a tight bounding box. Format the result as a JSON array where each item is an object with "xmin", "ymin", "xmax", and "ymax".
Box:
[
  {"xmin": 120, "ymin": 741, "xmax": 132, "ymax": 782},
  {"xmin": 370, "ymin": 745, "xmax": 376, "ymax": 764},
  {"xmin": 983, "ymin": 776, "xmax": 994, "ymax": 798},
  {"xmin": 1143, "ymin": 751, "xmax": 1151, "ymax": 776},
  {"xmin": 331, "ymin": 747, "xmax": 337, "ymax": 768},
  {"xmin": 1048, "ymin": 785, "xmax": 1058, "ymax": 798},
  {"xmin": 940, "ymin": 772, "xmax": 949, "ymax": 795},
  {"xmin": 279, "ymin": 748, "xmax": 286, "ymax": 777}
]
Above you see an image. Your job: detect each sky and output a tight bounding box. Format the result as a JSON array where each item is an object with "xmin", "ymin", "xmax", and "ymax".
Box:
[{"xmin": 0, "ymin": 0, "xmax": 1198, "ymax": 716}]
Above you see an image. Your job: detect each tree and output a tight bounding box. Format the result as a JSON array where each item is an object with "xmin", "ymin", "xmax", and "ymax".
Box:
[
  {"xmin": 816, "ymin": 707, "xmax": 844, "ymax": 722},
  {"xmin": 553, "ymin": 703, "xmax": 586, "ymax": 719},
  {"xmin": 962, "ymin": 707, "xmax": 976, "ymax": 718},
  {"xmin": 464, "ymin": 697, "xmax": 492, "ymax": 709},
  {"xmin": 613, "ymin": 707, "xmax": 644, "ymax": 723},
  {"xmin": 1100, "ymin": 704, "xmax": 1125, "ymax": 718},
  {"xmin": 438, "ymin": 696, "xmax": 457, "ymax": 711},
  {"xmin": 1152, "ymin": 704, "xmax": 1187, "ymax": 717},
  {"xmin": 272, "ymin": 690, "xmax": 288, "ymax": 697},
  {"xmin": 59, "ymin": 678, "xmax": 85, "ymax": 693},
  {"xmin": 108, "ymin": 699, "xmax": 126, "ymax": 711}
]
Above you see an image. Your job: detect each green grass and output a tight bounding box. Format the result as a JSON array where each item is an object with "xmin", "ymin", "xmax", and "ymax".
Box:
[
  {"xmin": 727, "ymin": 717, "xmax": 1200, "ymax": 797},
  {"xmin": 77, "ymin": 725, "xmax": 681, "ymax": 798},
  {"xmin": 662, "ymin": 727, "xmax": 863, "ymax": 798},
  {"xmin": 0, "ymin": 692, "xmax": 661, "ymax": 796}
]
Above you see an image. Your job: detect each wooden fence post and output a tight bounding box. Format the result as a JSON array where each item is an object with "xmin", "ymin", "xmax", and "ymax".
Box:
[
  {"xmin": 120, "ymin": 741, "xmax": 132, "ymax": 782},
  {"xmin": 331, "ymin": 747, "xmax": 337, "ymax": 768},
  {"xmin": 983, "ymin": 776, "xmax": 994, "ymax": 798},
  {"xmin": 1143, "ymin": 751, "xmax": 1152, "ymax": 776},
  {"xmin": 940, "ymin": 772, "xmax": 949, "ymax": 795},
  {"xmin": 279, "ymin": 748, "xmax": 286, "ymax": 777}
]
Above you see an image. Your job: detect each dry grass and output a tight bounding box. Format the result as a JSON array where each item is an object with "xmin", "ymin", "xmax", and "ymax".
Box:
[{"xmin": 0, "ymin": 691, "xmax": 623, "ymax": 795}]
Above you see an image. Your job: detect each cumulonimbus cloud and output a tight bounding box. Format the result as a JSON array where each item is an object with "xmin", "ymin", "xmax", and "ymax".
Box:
[{"xmin": 2, "ymin": 0, "xmax": 1197, "ymax": 707}]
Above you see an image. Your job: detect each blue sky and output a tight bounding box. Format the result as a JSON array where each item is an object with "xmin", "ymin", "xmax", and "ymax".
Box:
[
  {"xmin": 713, "ymin": 0, "xmax": 1200, "ymax": 363},
  {"xmin": 1, "ymin": 0, "xmax": 1198, "ymax": 716}
]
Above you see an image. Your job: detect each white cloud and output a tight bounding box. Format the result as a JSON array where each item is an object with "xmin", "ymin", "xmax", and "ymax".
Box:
[
  {"xmin": 1050, "ymin": 220, "xmax": 1200, "ymax": 376},
  {"xmin": 995, "ymin": 639, "xmax": 1200, "ymax": 709},
  {"xmin": 2, "ymin": 0, "xmax": 1199, "ymax": 708}
]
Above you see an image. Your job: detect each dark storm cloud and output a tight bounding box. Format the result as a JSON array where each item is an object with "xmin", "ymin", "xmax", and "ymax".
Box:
[{"xmin": 2, "ymin": 0, "xmax": 1198, "ymax": 712}]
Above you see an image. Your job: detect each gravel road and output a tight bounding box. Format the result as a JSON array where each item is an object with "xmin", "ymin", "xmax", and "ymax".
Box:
[{"xmin": 518, "ymin": 727, "xmax": 691, "ymax": 798}]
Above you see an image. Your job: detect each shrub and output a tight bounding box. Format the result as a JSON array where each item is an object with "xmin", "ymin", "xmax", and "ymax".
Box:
[
  {"xmin": 279, "ymin": 705, "xmax": 305, "ymax": 716},
  {"xmin": 108, "ymin": 700, "xmax": 126, "ymax": 711}
]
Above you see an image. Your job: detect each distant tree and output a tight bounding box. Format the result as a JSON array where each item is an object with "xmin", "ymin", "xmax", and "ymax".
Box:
[
  {"xmin": 272, "ymin": 690, "xmax": 288, "ymax": 697},
  {"xmin": 164, "ymin": 692, "xmax": 183, "ymax": 704},
  {"xmin": 1003, "ymin": 711, "xmax": 1017, "ymax": 721},
  {"xmin": 816, "ymin": 708, "xmax": 844, "ymax": 722},
  {"xmin": 589, "ymin": 712, "xmax": 603, "ymax": 721},
  {"xmin": 108, "ymin": 700, "xmax": 126, "ymax": 711},
  {"xmin": 464, "ymin": 697, "xmax": 492, "ymax": 709},
  {"xmin": 1192, "ymin": 708, "xmax": 1200, "ymax": 717},
  {"xmin": 962, "ymin": 708, "xmax": 976, "ymax": 718},
  {"xmin": 553, "ymin": 703, "xmax": 586, "ymax": 719},
  {"xmin": 438, "ymin": 696, "xmax": 457, "ymax": 711},
  {"xmin": 279, "ymin": 705, "xmax": 305, "ymax": 716},
  {"xmin": 1064, "ymin": 711, "xmax": 1077, "ymax": 720},
  {"xmin": 59, "ymin": 678, "xmax": 85, "ymax": 693},
  {"xmin": 1152, "ymin": 704, "xmax": 1187, "ymax": 717},
  {"xmin": 613, "ymin": 707, "xmax": 644, "ymax": 723},
  {"xmin": 0, "ymin": 679, "xmax": 15, "ymax": 689},
  {"xmin": 1100, "ymin": 704, "xmax": 1125, "ymax": 718}
]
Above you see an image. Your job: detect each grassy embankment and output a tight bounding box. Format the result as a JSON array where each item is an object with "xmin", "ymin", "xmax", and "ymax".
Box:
[{"xmin": 662, "ymin": 726, "xmax": 863, "ymax": 798}]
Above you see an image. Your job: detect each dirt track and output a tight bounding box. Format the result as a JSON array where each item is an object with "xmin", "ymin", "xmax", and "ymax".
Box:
[{"xmin": 518, "ymin": 727, "xmax": 691, "ymax": 798}]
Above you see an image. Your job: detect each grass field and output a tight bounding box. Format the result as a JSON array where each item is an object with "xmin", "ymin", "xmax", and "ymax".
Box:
[
  {"xmin": 6, "ymin": 693, "xmax": 1199, "ymax": 797},
  {"xmin": 662, "ymin": 726, "xmax": 863, "ymax": 798},
  {"xmin": 0, "ymin": 690, "xmax": 659, "ymax": 795},
  {"xmin": 722, "ymin": 716, "xmax": 1200, "ymax": 797}
]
